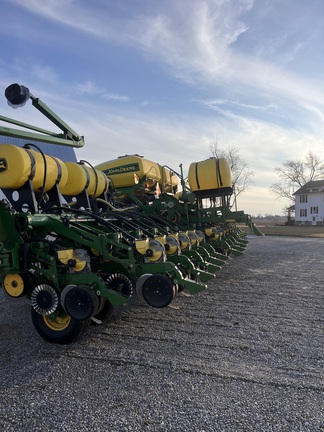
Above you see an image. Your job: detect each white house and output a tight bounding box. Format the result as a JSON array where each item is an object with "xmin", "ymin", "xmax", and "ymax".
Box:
[{"xmin": 293, "ymin": 180, "xmax": 324, "ymax": 225}]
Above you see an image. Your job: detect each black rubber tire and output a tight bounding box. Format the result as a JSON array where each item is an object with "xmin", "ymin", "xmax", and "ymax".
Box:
[
  {"xmin": 91, "ymin": 298, "xmax": 115, "ymax": 325},
  {"xmin": 31, "ymin": 308, "xmax": 90, "ymax": 344},
  {"xmin": 141, "ymin": 274, "xmax": 177, "ymax": 308}
]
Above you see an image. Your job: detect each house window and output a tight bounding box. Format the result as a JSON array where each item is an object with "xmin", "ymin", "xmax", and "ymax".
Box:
[
  {"xmin": 300, "ymin": 195, "xmax": 307, "ymax": 203},
  {"xmin": 311, "ymin": 207, "xmax": 319, "ymax": 214},
  {"xmin": 300, "ymin": 209, "xmax": 307, "ymax": 217}
]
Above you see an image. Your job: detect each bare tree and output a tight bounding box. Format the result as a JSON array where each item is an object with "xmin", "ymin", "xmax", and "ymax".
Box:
[
  {"xmin": 270, "ymin": 151, "xmax": 324, "ymax": 204},
  {"xmin": 209, "ymin": 141, "xmax": 254, "ymax": 210}
]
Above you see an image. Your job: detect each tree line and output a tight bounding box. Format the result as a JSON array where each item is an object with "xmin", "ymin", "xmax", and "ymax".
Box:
[
  {"xmin": 270, "ymin": 151, "xmax": 324, "ymax": 205},
  {"xmin": 208, "ymin": 142, "xmax": 323, "ymax": 213}
]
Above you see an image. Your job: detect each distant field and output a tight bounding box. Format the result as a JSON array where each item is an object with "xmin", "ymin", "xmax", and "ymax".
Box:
[{"xmin": 238, "ymin": 224, "xmax": 324, "ymax": 237}]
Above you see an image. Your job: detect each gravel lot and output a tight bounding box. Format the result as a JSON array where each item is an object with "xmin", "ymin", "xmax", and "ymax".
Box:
[{"xmin": 0, "ymin": 235, "xmax": 323, "ymax": 432}]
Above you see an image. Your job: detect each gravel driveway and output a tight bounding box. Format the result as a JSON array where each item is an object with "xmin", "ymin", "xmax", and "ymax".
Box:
[{"xmin": 0, "ymin": 235, "xmax": 323, "ymax": 432}]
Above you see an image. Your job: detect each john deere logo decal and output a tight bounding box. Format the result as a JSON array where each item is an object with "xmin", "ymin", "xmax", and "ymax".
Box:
[
  {"xmin": 103, "ymin": 163, "xmax": 140, "ymax": 176},
  {"xmin": 0, "ymin": 158, "xmax": 8, "ymax": 173}
]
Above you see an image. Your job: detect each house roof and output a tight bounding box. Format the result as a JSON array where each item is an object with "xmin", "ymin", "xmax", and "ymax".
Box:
[{"xmin": 293, "ymin": 180, "xmax": 324, "ymax": 195}]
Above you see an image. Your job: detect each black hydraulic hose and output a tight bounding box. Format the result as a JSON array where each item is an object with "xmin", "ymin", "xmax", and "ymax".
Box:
[
  {"xmin": 79, "ymin": 160, "xmax": 99, "ymax": 198},
  {"xmin": 24, "ymin": 143, "xmax": 47, "ymax": 207},
  {"xmin": 144, "ymin": 213, "xmax": 186, "ymax": 231},
  {"xmin": 46, "ymin": 206, "xmax": 137, "ymax": 241},
  {"xmin": 106, "ymin": 212, "xmax": 154, "ymax": 238}
]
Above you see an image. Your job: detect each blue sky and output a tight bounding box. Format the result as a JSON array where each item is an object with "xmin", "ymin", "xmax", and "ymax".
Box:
[{"xmin": 1, "ymin": 0, "xmax": 324, "ymax": 216}]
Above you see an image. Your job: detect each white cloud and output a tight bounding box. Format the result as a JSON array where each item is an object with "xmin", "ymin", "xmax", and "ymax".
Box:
[
  {"xmin": 9, "ymin": 0, "xmax": 324, "ymax": 111},
  {"xmin": 101, "ymin": 93, "xmax": 129, "ymax": 102},
  {"xmin": 199, "ymin": 98, "xmax": 278, "ymax": 113},
  {"xmin": 3, "ymin": 0, "xmax": 324, "ymax": 216},
  {"xmin": 74, "ymin": 80, "xmax": 129, "ymax": 101},
  {"xmin": 30, "ymin": 64, "xmax": 60, "ymax": 84}
]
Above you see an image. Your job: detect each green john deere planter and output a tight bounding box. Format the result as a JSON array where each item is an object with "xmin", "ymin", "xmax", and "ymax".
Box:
[{"xmin": 0, "ymin": 83, "xmax": 258, "ymax": 344}]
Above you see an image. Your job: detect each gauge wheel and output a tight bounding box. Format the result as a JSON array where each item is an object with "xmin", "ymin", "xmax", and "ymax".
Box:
[
  {"xmin": 91, "ymin": 297, "xmax": 115, "ymax": 325},
  {"xmin": 31, "ymin": 308, "xmax": 91, "ymax": 344}
]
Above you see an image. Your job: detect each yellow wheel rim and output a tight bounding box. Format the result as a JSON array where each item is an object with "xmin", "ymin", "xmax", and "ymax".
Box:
[
  {"xmin": 43, "ymin": 314, "xmax": 72, "ymax": 331},
  {"xmin": 3, "ymin": 274, "xmax": 25, "ymax": 297}
]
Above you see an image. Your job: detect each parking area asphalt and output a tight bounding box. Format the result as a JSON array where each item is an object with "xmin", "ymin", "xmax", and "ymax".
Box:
[{"xmin": 0, "ymin": 235, "xmax": 323, "ymax": 432}]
